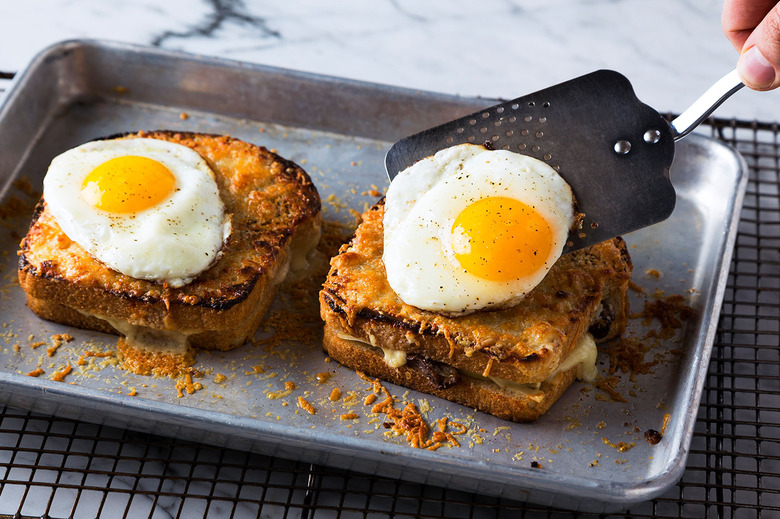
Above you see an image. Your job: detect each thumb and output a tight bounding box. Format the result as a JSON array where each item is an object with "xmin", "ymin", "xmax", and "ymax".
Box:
[{"xmin": 738, "ymin": 4, "xmax": 780, "ymax": 90}]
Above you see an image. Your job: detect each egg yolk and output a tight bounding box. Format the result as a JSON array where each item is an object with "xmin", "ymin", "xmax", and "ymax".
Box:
[
  {"xmin": 451, "ymin": 196, "xmax": 554, "ymax": 282},
  {"xmin": 81, "ymin": 156, "xmax": 175, "ymax": 213}
]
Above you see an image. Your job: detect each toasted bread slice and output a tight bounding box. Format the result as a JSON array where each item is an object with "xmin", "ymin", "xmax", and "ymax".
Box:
[
  {"xmin": 19, "ymin": 131, "xmax": 321, "ymax": 374},
  {"xmin": 319, "ymin": 201, "xmax": 631, "ymax": 421},
  {"xmin": 323, "ymin": 325, "xmax": 579, "ymax": 422}
]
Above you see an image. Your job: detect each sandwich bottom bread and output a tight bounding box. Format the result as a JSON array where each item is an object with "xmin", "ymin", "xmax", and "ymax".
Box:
[
  {"xmin": 319, "ymin": 201, "xmax": 632, "ymax": 422},
  {"xmin": 19, "ymin": 130, "xmax": 321, "ymax": 376}
]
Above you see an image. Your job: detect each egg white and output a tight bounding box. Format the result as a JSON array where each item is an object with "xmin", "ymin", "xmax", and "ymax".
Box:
[
  {"xmin": 43, "ymin": 138, "xmax": 230, "ymax": 287},
  {"xmin": 383, "ymin": 143, "xmax": 575, "ymax": 314}
]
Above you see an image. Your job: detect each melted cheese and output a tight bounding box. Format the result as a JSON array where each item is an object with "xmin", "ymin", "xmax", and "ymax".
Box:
[
  {"xmin": 556, "ymin": 332, "xmax": 598, "ymax": 382},
  {"xmin": 282, "ymin": 220, "xmax": 323, "ymax": 284},
  {"xmin": 382, "ymin": 348, "xmax": 408, "ymax": 368},
  {"xmin": 337, "ymin": 332, "xmax": 408, "ymax": 368},
  {"xmin": 336, "ymin": 331, "xmax": 599, "ymax": 397},
  {"xmin": 460, "ymin": 370, "xmax": 546, "ymax": 402},
  {"xmin": 77, "ymin": 310, "xmax": 191, "ymax": 354},
  {"xmin": 461, "ymin": 333, "xmax": 598, "ymax": 400}
]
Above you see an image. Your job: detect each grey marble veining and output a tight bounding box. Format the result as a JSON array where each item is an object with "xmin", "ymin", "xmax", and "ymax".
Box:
[
  {"xmin": 0, "ymin": 2, "xmax": 775, "ymax": 518},
  {"xmin": 0, "ymin": 0, "xmax": 776, "ymax": 121}
]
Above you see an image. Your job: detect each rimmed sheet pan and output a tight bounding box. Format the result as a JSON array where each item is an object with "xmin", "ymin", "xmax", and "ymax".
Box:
[{"xmin": 0, "ymin": 40, "xmax": 747, "ymax": 512}]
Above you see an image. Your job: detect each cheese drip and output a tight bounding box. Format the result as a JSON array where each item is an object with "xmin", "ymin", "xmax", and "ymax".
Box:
[{"xmin": 335, "ymin": 331, "xmax": 600, "ymax": 394}]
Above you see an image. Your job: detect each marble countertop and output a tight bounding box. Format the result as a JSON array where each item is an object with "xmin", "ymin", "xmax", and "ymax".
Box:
[
  {"xmin": 0, "ymin": 1, "xmax": 774, "ymax": 518},
  {"xmin": 0, "ymin": 0, "xmax": 776, "ymax": 123}
]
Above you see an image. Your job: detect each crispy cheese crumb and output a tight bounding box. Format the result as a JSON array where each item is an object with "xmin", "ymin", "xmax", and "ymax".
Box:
[
  {"xmin": 602, "ymin": 437, "xmax": 636, "ymax": 453},
  {"xmin": 661, "ymin": 412, "xmax": 671, "ymax": 435},
  {"xmin": 594, "ymin": 376, "xmax": 627, "ymax": 402},
  {"xmin": 356, "ymin": 372, "xmax": 463, "ymax": 450},
  {"xmin": 175, "ymin": 373, "xmax": 203, "ymax": 398},
  {"xmin": 297, "ymin": 396, "xmax": 316, "ymax": 415},
  {"xmin": 246, "ymin": 365, "xmax": 265, "ymax": 375},
  {"xmin": 27, "ymin": 368, "xmax": 44, "ymax": 377},
  {"xmin": 85, "ymin": 350, "xmax": 114, "ymax": 358},
  {"xmin": 268, "ymin": 382, "xmax": 295, "ymax": 400},
  {"xmin": 46, "ymin": 333, "xmax": 73, "ymax": 357},
  {"xmin": 50, "ymin": 365, "xmax": 72, "ymax": 382}
]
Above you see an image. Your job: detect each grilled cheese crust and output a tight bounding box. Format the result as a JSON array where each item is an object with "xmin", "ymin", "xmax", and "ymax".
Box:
[
  {"xmin": 319, "ymin": 201, "xmax": 632, "ymax": 421},
  {"xmin": 19, "ymin": 131, "xmax": 322, "ymax": 373}
]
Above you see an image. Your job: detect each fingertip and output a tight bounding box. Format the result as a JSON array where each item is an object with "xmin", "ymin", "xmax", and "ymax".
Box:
[{"xmin": 738, "ymin": 45, "xmax": 778, "ymax": 90}]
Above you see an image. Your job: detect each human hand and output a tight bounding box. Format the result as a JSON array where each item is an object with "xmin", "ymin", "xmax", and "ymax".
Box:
[{"xmin": 722, "ymin": 0, "xmax": 780, "ymax": 90}]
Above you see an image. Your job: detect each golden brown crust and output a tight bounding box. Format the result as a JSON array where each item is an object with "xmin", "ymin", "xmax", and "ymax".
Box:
[
  {"xmin": 18, "ymin": 130, "xmax": 321, "ymax": 352},
  {"xmin": 322, "ymin": 325, "xmax": 577, "ymax": 422},
  {"xmin": 116, "ymin": 337, "xmax": 196, "ymax": 378},
  {"xmin": 320, "ymin": 202, "xmax": 632, "ymax": 385}
]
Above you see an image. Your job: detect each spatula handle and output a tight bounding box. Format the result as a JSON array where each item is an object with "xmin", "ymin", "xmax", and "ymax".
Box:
[{"xmin": 670, "ymin": 69, "xmax": 744, "ymax": 141}]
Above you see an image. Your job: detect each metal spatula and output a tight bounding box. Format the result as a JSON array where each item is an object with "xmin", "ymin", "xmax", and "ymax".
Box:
[{"xmin": 385, "ymin": 69, "xmax": 743, "ymax": 252}]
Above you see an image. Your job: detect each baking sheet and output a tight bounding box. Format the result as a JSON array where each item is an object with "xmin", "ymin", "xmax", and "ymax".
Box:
[{"xmin": 0, "ymin": 40, "xmax": 747, "ymax": 513}]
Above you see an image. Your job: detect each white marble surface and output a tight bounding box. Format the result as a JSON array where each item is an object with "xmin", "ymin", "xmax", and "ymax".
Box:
[
  {"xmin": 0, "ymin": 1, "xmax": 773, "ymax": 518},
  {"xmin": 0, "ymin": 0, "xmax": 777, "ymax": 122}
]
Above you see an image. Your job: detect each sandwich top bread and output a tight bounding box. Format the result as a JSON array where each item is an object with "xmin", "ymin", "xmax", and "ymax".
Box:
[
  {"xmin": 19, "ymin": 130, "xmax": 321, "ymax": 376},
  {"xmin": 320, "ymin": 201, "xmax": 632, "ymax": 422}
]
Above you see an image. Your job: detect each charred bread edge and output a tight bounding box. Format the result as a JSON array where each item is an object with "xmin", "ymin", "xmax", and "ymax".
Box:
[{"xmin": 18, "ymin": 130, "xmax": 321, "ymax": 313}]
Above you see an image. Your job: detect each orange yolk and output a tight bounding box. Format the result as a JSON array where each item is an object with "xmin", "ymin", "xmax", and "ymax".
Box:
[
  {"xmin": 451, "ymin": 196, "xmax": 554, "ymax": 282},
  {"xmin": 81, "ymin": 156, "xmax": 175, "ymax": 213}
]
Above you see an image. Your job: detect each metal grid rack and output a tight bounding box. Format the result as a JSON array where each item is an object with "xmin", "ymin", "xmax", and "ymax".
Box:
[{"xmin": 0, "ymin": 72, "xmax": 778, "ymax": 517}]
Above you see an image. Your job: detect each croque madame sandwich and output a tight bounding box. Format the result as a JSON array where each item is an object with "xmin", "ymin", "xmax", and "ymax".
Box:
[
  {"xmin": 320, "ymin": 143, "xmax": 631, "ymax": 422},
  {"xmin": 19, "ymin": 130, "xmax": 321, "ymax": 376}
]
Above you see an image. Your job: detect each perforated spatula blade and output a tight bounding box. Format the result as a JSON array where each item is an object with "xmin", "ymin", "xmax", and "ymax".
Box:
[{"xmin": 385, "ymin": 69, "xmax": 743, "ymax": 252}]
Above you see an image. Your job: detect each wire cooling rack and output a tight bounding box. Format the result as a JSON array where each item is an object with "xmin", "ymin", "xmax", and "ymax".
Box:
[{"xmin": 0, "ymin": 74, "xmax": 778, "ymax": 518}]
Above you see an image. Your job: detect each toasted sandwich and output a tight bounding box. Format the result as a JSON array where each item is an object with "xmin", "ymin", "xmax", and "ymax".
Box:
[
  {"xmin": 19, "ymin": 130, "xmax": 321, "ymax": 376},
  {"xmin": 320, "ymin": 201, "xmax": 631, "ymax": 422}
]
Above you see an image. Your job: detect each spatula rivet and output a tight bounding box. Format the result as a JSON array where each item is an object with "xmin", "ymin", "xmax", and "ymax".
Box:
[
  {"xmin": 614, "ymin": 140, "xmax": 632, "ymax": 154},
  {"xmin": 643, "ymin": 129, "xmax": 662, "ymax": 144}
]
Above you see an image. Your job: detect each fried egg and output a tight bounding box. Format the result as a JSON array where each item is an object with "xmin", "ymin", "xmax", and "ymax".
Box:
[
  {"xmin": 43, "ymin": 138, "xmax": 230, "ymax": 287},
  {"xmin": 383, "ymin": 143, "xmax": 575, "ymax": 314}
]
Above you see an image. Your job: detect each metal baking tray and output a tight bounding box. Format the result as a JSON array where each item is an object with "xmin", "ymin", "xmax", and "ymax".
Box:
[{"xmin": 0, "ymin": 40, "xmax": 747, "ymax": 513}]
